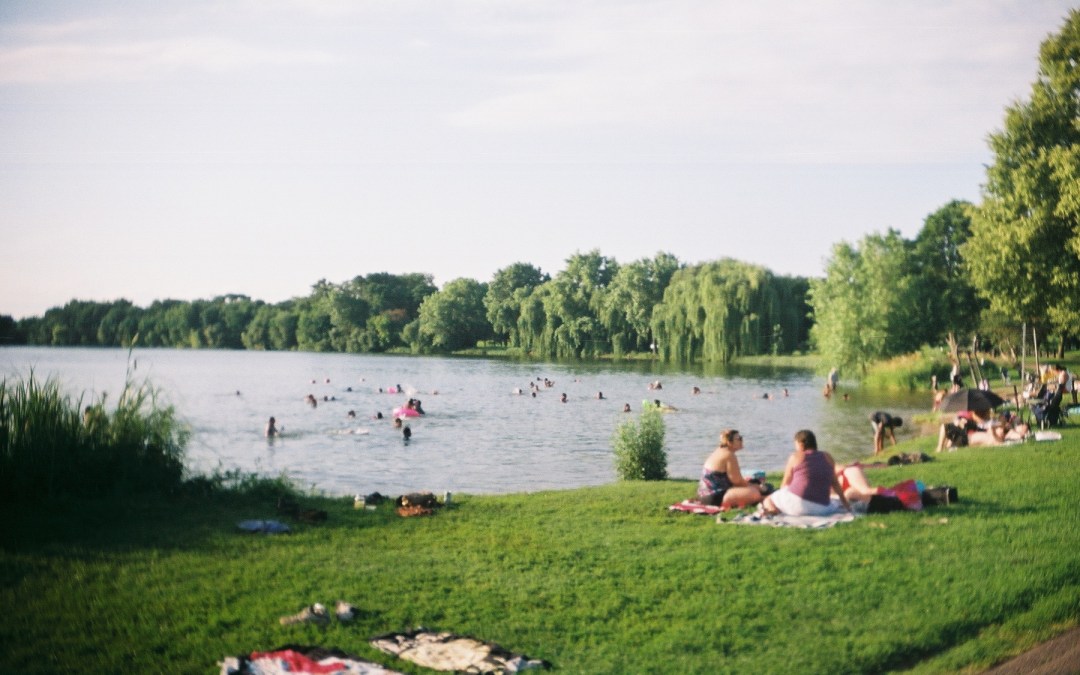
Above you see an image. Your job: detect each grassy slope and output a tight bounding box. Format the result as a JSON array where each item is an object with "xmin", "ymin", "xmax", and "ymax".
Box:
[{"xmin": 1, "ymin": 432, "xmax": 1079, "ymax": 674}]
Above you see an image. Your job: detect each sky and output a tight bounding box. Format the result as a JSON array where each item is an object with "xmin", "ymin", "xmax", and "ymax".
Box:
[{"xmin": 1, "ymin": 0, "xmax": 1076, "ymax": 320}]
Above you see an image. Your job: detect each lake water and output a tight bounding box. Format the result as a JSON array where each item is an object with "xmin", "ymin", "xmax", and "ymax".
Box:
[{"xmin": 1, "ymin": 347, "xmax": 931, "ymax": 497}]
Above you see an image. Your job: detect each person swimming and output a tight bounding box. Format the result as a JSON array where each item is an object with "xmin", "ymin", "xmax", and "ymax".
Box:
[{"xmin": 265, "ymin": 416, "xmax": 281, "ymax": 438}]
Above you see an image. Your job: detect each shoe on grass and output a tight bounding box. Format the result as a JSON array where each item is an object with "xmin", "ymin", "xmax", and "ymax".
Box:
[
  {"xmin": 279, "ymin": 603, "xmax": 329, "ymax": 626},
  {"xmin": 335, "ymin": 600, "xmax": 357, "ymax": 622}
]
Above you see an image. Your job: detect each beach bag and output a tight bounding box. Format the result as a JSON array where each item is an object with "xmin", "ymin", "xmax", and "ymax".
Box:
[
  {"xmin": 921, "ymin": 486, "xmax": 958, "ymax": 506},
  {"xmin": 880, "ymin": 479, "xmax": 923, "ymax": 511}
]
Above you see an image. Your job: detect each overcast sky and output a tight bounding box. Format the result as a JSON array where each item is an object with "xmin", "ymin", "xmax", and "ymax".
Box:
[{"xmin": 1, "ymin": 0, "xmax": 1074, "ymax": 319}]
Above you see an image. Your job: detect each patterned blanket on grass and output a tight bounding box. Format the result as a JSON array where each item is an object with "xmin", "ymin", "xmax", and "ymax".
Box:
[
  {"xmin": 221, "ymin": 646, "xmax": 402, "ymax": 675},
  {"xmin": 722, "ymin": 511, "xmax": 856, "ymax": 529},
  {"xmin": 668, "ymin": 500, "xmax": 723, "ymax": 515},
  {"xmin": 370, "ymin": 630, "xmax": 550, "ymax": 673}
]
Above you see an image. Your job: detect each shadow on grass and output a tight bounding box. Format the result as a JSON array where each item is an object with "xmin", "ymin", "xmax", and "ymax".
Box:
[{"xmin": 0, "ymin": 489, "xmax": 389, "ymax": 558}]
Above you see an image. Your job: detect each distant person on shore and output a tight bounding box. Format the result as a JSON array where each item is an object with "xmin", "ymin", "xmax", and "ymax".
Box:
[
  {"xmin": 761, "ymin": 430, "xmax": 851, "ymax": 516},
  {"xmin": 869, "ymin": 411, "xmax": 903, "ymax": 455},
  {"xmin": 696, "ymin": 429, "xmax": 766, "ymax": 508},
  {"xmin": 265, "ymin": 416, "xmax": 281, "ymax": 438}
]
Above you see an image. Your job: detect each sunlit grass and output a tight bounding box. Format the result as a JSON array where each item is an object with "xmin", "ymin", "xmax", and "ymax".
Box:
[{"xmin": 2, "ymin": 430, "xmax": 1078, "ymax": 673}]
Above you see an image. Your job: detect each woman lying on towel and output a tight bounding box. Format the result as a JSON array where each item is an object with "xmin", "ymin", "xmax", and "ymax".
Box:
[
  {"xmin": 696, "ymin": 428, "xmax": 767, "ymax": 508},
  {"xmin": 935, "ymin": 409, "xmax": 1028, "ymax": 452},
  {"xmin": 761, "ymin": 429, "xmax": 852, "ymax": 516}
]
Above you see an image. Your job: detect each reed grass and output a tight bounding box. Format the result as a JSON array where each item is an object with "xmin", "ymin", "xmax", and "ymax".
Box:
[{"xmin": 0, "ymin": 370, "xmax": 188, "ymax": 501}]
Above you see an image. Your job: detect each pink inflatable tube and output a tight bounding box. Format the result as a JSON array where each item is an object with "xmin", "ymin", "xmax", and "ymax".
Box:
[{"xmin": 393, "ymin": 406, "xmax": 421, "ymax": 418}]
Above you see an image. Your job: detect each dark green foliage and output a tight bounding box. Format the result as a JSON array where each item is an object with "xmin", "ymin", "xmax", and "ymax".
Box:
[
  {"xmin": 12, "ymin": 254, "xmax": 813, "ymax": 361},
  {"xmin": 650, "ymin": 259, "xmax": 809, "ymax": 364},
  {"xmin": 0, "ymin": 371, "xmax": 188, "ymax": 502},
  {"xmin": 966, "ymin": 9, "xmax": 1080, "ymax": 344}
]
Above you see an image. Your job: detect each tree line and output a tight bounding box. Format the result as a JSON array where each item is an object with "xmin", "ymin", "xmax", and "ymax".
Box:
[
  {"xmin": 3, "ymin": 11, "xmax": 1078, "ymax": 371},
  {"xmin": 0, "ymin": 253, "xmax": 813, "ymax": 362}
]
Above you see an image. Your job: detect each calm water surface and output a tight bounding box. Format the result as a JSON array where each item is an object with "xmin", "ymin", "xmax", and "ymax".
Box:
[{"xmin": 2, "ymin": 347, "xmax": 932, "ymax": 497}]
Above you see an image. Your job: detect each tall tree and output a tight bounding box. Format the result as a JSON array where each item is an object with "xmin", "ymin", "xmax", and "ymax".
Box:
[
  {"xmin": 809, "ymin": 230, "xmax": 919, "ymax": 375},
  {"xmin": 483, "ymin": 263, "xmax": 548, "ymax": 347},
  {"xmin": 414, "ymin": 278, "xmax": 491, "ymax": 352},
  {"xmin": 911, "ymin": 200, "xmax": 983, "ymax": 346},
  {"xmin": 599, "ymin": 252, "xmax": 681, "ymax": 356},
  {"xmin": 651, "ymin": 259, "xmax": 786, "ymax": 364},
  {"xmin": 965, "ymin": 10, "xmax": 1080, "ymax": 350}
]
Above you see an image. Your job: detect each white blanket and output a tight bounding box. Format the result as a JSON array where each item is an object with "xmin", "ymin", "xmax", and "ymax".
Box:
[{"xmin": 721, "ymin": 511, "xmax": 856, "ymax": 529}]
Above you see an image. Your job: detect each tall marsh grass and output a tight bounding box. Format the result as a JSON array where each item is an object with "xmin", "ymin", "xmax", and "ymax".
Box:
[
  {"xmin": 0, "ymin": 371, "xmax": 189, "ymax": 501},
  {"xmin": 862, "ymin": 348, "xmax": 955, "ymax": 391}
]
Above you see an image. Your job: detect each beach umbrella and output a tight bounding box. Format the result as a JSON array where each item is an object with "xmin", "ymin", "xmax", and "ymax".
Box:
[{"xmin": 939, "ymin": 388, "xmax": 1005, "ymax": 413}]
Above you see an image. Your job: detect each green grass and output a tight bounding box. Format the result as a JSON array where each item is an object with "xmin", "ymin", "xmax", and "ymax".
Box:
[{"xmin": 2, "ymin": 429, "xmax": 1079, "ymax": 673}]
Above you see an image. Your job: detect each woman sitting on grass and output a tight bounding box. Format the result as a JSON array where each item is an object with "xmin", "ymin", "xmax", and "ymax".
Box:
[
  {"xmin": 696, "ymin": 429, "xmax": 766, "ymax": 508},
  {"xmin": 761, "ymin": 430, "xmax": 852, "ymax": 516}
]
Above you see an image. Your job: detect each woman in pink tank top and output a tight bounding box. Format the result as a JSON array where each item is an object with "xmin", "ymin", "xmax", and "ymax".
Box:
[{"xmin": 762, "ymin": 430, "xmax": 852, "ymax": 516}]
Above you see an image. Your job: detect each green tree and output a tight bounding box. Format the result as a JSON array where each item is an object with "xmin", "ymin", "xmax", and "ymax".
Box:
[
  {"xmin": 537, "ymin": 250, "xmax": 618, "ymax": 358},
  {"xmin": 965, "ymin": 10, "xmax": 1080, "ymax": 352},
  {"xmin": 599, "ymin": 252, "xmax": 681, "ymax": 356},
  {"xmin": 809, "ymin": 230, "xmax": 920, "ymax": 375},
  {"xmin": 911, "ymin": 200, "xmax": 983, "ymax": 346},
  {"xmin": 651, "ymin": 259, "xmax": 790, "ymax": 363},
  {"xmin": 483, "ymin": 263, "xmax": 549, "ymax": 347},
  {"xmin": 96, "ymin": 300, "xmax": 141, "ymax": 347},
  {"xmin": 414, "ymin": 278, "xmax": 491, "ymax": 352}
]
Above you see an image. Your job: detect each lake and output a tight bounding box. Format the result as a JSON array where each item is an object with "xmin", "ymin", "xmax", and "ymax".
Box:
[{"xmin": 1, "ymin": 347, "xmax": 932, "ymax": 498}]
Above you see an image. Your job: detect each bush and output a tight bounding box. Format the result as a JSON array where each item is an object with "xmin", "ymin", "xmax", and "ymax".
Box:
[{"xmin": 612, "ymin": 406, "xmax": 668, "ymax": 480}]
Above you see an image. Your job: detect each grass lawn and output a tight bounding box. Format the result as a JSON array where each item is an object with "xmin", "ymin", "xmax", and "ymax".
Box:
[{"xmin": 2, "ymin": 429, "xmax": 1079, "ymax": 673}]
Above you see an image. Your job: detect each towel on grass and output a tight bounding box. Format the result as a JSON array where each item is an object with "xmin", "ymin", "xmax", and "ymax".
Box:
[
  {"xmin": 1035, "ymin": 430, "xmax": 1062, "ymax": 441},
  {"xmin": 370, "ymin": 629, "xmax": 550, "ymax": 673},
  {"xmin": 236, "ymin": 520, "xmax": 290, "ymax": 534},
  {"xmin": 721, "ymin": 511, "xmax": 856, "ymax": 529},
  {"xmin": 668, "ymin": 500, "xmax": 723, "ymax": 515},
  {"xmin": 221, "ymin": 646, "xmax": 402, "ymax": 675}
]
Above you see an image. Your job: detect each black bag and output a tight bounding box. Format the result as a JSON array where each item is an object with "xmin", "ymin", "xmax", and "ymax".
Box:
[{"xmin": 921, "ymin": 486, "xmax": 958, "ymax": 506}]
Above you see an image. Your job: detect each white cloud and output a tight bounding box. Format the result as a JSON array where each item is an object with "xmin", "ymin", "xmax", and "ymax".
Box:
[
  {"xmin": 443, "ymin": 0, "xmax": 1070, "ymax": 162},
  {"xmin": 0, "ymin": 35, "xmax": 333, "ymax": 83}
]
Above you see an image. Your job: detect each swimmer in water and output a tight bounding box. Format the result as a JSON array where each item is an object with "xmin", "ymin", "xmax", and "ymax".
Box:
[{"xmin": 265, "ymin": 416, "xmax": 281, "ymax": 438}]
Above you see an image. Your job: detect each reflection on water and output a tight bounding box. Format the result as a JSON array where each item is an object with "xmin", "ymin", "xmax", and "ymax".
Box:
[{"xmin": 2, "ymin": 347, "xmax": 932, "ymax": 497}]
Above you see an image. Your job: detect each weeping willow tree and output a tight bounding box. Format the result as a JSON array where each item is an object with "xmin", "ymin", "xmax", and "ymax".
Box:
[{"xmin": 651, "ymin": 259, "xmax": 807, "ymax": 363}]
